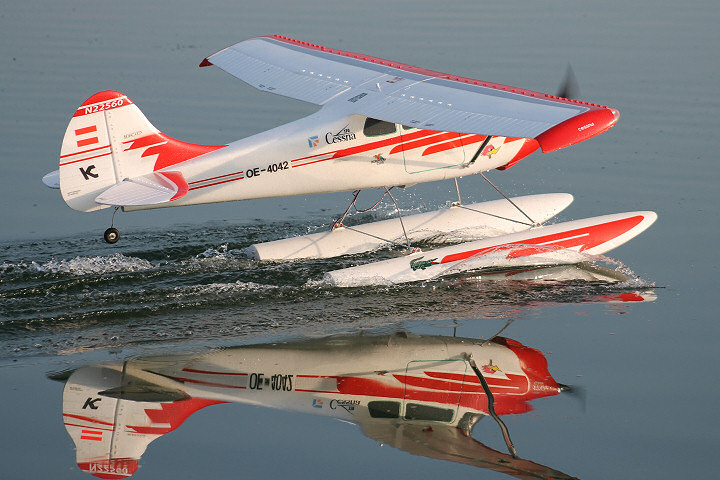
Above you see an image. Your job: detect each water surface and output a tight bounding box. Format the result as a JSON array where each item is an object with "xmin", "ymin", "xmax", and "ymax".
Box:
[{"xmin": 1, "ymin": 1, "xmax": 718, "ymax": 479}]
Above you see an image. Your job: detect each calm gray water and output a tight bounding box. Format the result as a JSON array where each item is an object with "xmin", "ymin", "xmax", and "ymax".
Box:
[{"xmin": 1, "ymin": 1, "xmax": 719, "ymax": 479}]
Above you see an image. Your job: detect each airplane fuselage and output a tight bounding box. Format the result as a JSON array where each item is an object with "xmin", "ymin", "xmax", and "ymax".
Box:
[{"xmin": 128, "ymin": 109, "xmax": 536, "ymax": 210}]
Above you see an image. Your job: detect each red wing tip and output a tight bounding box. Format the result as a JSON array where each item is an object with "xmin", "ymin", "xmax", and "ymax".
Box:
[
  {"xmin": 199, "ymin": 57, "xmax": 213, "ymax": 68},
  {"xmin": 536, "ymin": 107, "xmax": 619, "ymax": 153}
]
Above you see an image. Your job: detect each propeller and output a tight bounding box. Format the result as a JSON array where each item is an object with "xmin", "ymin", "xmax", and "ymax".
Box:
[
  {"xmin": 559, "ymin": 382, "xmax": 587, "ymax": 413},
  {"xmin": 556, "ymin": 64, "xmax": 580, "ymax": 100}
]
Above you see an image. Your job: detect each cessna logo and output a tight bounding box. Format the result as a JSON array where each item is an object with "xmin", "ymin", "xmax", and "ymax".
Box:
[
  {"xmin": 330, "ymin": 399, "xmax": 360, "ymax": 413},
  {"xmin": 410, "ymin": 256, "xmax": 438, "ymax": 271},
  {"xmin": 325, "ymin": 125, "xmax": 356, "ymax": 144},
  {"xmin": 79, "ymin": 165, "xmax": 98, "ymax": 180}
]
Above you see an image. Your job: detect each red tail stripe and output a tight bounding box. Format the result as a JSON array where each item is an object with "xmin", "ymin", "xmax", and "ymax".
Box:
[
  {"xmin": 59, "ymin": 150, "xmax": 111, "ymax": 167},
  {"xmin": 60, "ymin": 144, "xmax": 111, "ymax": 159},
  {"xmin": 75, "ymin": 125, "xmax": 98, "ymax": 136},
  {"xmin": 77, "ymin": 137, "xmax": 99, "ymax": 148},
  {"xmin": 63, "ymin": 413, "xmax": 115, "ymax": 426},
  {"xmin": 64, "ymin": 422, "xmax": 114, "ymax": 432}
]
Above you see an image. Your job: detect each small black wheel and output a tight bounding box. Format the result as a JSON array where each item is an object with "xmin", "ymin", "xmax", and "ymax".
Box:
[{"xmin": 104, "ymin": 227, "xmax": 120, "ymax": 244}]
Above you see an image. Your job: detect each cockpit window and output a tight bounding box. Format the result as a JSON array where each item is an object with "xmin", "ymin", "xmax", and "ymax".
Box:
[
  {"xmin": 363, "ymin": 117, "xmax": 396, "ymax": 137},
  {"xmin": 368, "ymin": 401, "xmax": 400, "ymax": 418},
  {"xmin": 404, "ymin": 403, "xmax": 454, "ymax": 422}
]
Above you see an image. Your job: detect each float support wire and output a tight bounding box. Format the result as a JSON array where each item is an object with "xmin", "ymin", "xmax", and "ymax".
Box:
[
  {"xmin": 339, "ymin": 224, "xmax": 413, "ymax": 250},
  {"xmin": 384, "ymin": 187, "xmax": 411, "ymax": 250},
  {"xmin": 454, "ymin": 204, "xmax": 534, "ymax": 227},
  {"xmin": 331, "ymin": 188, "xmax": 414, "ymax": 252},
  {"xmin": 332, "ymin": 190, "xmax": 362, "ymax": 230},
  {"xmin": 464, "ymin": 353, "xmax": 519, "ymax": 458},
  {"xmin": 480, "ymin": 172, "xmax": 539, "ymax": 227}
]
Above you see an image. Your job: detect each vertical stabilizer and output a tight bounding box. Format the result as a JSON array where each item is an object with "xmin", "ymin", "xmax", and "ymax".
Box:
[
  {"xmin": 63, "ymin": 364, "xmax": 224, "ymax": 478},
  {"xmin": 58, "ymin": 91, "xmax": 224, "ymax": 212}
]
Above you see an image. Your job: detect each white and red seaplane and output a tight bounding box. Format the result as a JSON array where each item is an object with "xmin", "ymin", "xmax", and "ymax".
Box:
[
  {"xmin": 43, "ymin": 35, "xmax": 656, "ymax": 283},
  {"xmin": 59, "ymin": 333, "xmax": 580, "ymax": 479}
]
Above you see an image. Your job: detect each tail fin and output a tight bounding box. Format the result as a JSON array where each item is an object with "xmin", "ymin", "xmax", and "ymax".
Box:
[
  {"xmin": 62, "ymin": 363, "xmax": 224, "ymax": 478},
  {"xmin": 58, "ymin": 91, "xmax": 224, "ymax": 212}
]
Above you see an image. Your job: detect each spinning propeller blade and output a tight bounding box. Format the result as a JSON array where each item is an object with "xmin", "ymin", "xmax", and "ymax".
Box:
[
  {"xmin": 559, "ymin": 383, "xmax": 587, "ymax": 413},
  {"xmin": 556, "ymin": 64, "xmax": 580, "ymax": 100}
]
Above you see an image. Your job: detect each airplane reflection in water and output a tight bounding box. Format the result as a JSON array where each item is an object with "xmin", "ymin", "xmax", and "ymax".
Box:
[{"xmin": 61, "ymin": 333, "xmax": 582, "ymax": 479}]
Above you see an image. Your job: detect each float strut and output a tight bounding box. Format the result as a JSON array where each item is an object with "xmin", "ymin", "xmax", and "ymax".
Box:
[{"xmin": 464, "ymin": 353, "xmax": 519, "ymax": 458}]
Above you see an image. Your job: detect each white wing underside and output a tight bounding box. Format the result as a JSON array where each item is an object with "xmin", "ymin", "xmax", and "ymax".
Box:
[{"xmin": 205, "ymin": 36, "xmax": 591, "ymax": 139}]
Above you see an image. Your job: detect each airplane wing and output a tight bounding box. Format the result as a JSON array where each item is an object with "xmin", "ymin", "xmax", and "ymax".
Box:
[
  {"xmin": 202, "ymin": 35, "xmax": 619, "ymax": 152},
  {"xmin": 360, "ymin": 421, "xmax": 578, "ymax": 479}
]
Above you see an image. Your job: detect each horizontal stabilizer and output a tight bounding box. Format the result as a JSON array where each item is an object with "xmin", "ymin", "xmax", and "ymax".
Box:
[
  {"xmin": 95, "ymin": 171, "xmax": 188, "ymax": 207},
  {"xmin": 42, "ymin": 170, "xmax": 60, "ymax": 189}
]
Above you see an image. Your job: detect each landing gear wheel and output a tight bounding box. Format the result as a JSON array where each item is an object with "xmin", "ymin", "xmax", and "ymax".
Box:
[{"xmin": 104, "ymin": 227, "xmax": 120, "ymax": 244}]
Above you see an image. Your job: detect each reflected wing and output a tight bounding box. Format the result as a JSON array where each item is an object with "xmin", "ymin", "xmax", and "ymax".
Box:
[
  {"xmin": 202, "ymin": 35, "xmax": 619, "ymax": 152},
  {"xmin": 360, "ymin": 422, "xmax": 578, "ymax": 480}
]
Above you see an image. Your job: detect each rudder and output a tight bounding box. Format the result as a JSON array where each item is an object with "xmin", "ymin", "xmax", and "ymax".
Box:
[{"xmin": 58, "ymin": 91, "xmax": 224, "ymax": 212}]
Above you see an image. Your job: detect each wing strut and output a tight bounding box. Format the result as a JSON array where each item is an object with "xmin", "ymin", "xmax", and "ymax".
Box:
[
  {"xmin": 466, "ymin": 135, "xmax": 493, "ymax": 168},
  {"xmin": 480, "ymin": 172, "xmax": 539, "ymax": 226},
  {"xmin": 451, "ymin": 176, "xmax": 539, "ymax": 228},
  {"xmin": 464, "ymin": 353, "xmax": 519, "ymax": 459}
]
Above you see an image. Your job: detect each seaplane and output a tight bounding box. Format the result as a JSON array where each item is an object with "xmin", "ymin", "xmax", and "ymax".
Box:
[
  {"xmin": 58, "ymin": 332, "xmax": 580, "ymax": 479},
  {"xmin": 42, "ymin": 35, "xmax": 656, "ymax": 284}
]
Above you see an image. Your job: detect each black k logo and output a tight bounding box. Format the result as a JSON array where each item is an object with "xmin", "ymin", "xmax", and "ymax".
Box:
[
  {"xmin": 79, "ymin": 165, "xmax": 99, "ymax": 180},
  {"xmin": 82, "ymin": 397, "xmax": 102, "ymax": 410}
]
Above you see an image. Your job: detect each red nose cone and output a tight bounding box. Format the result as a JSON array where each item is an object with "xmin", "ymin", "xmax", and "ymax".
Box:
[{"xmin": 492, "ymin": 337, "xmax": 561, "ymax": 399}]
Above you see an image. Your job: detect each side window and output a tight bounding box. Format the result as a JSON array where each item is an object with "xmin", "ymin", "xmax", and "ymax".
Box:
[
  {"xmin": 368, "ymin": 401, "xmax": 400, "ymax": 418},
  {"xmin": 404, "ymin": 403, "xmax": 454, "ymax": 422},
  {"xmin": 364, "ymin": 117, "xmax": 396, "ymax": 137}
]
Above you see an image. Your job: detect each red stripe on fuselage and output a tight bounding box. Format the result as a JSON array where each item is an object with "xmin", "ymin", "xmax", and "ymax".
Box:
[
  {"xmin": 388, "ymin": 131, "xmax": 454, "ymax": 155},
  {"xmin": 188, "ymin": 174, "xmax": 244, "ymax": 191},
  {"xmin": 182, "ymin": 368, "xmax": 249, "ymax": 376}
]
